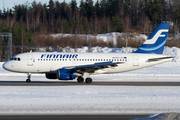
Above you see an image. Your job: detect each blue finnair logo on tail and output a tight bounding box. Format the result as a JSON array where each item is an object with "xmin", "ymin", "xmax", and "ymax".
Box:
[
  {"xmin": 134, "ymin": 23, "xmax": 170, "ymax": 54},
  {"xmin": 139, "ymin": 29, "xmax": 168, "ymax": 51},
  {"xmin": 143, "ymin": 29, "xmax": 168, "ymax": 44}
]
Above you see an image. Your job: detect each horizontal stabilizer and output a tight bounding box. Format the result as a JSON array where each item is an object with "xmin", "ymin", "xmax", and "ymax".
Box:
[{"xmin": 147, "ymin": 57, "xmax": 174, "ymax": 62}]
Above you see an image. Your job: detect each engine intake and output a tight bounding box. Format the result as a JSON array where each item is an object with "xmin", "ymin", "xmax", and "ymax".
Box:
[{"xmin": 57, "ymin": 69, "xmax": 76, "ymax": 80}]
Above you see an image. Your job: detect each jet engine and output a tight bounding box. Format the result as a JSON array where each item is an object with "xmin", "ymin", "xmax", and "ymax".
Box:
[
  {"xmin": 46, "ymin": 73, "xmax": 57, "ymax": 79},
  {"xmin": 57, "ymin": 69, "xmax": 76, "ymax": 80}
]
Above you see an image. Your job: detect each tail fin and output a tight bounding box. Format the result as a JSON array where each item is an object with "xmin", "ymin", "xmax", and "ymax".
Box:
[{"xmin": 134, "ymin": 23, "xmax": 170, "ymax": 54}]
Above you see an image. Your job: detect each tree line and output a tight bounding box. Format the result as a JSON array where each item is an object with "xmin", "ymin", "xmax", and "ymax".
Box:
[{"xmin": 0, "ymin": 0, "xmax": 180, "ymax": 50}]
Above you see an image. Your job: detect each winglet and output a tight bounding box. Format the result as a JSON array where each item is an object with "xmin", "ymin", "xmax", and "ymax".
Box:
[{"xmin": 134, "ymin": 23, "xmax": 170, "ymax": 54}]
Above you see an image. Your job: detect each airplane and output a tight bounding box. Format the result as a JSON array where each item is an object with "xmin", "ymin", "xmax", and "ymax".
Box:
[{"xmin": 3, "ymin": 22, "xmax": 174, "ymax": 83}]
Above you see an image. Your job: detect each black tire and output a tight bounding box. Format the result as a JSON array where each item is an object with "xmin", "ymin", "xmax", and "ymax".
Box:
[
  {"xmin": 85, "ymin": 78, "xmax": 92, "ymax": 84},
  {"xmin": 77, "ymin": 77, "xmax": 84, "ymax": 83},
  {"xmin": 26, "ymin": 79, "xmax": 31, "ymax": 83}
]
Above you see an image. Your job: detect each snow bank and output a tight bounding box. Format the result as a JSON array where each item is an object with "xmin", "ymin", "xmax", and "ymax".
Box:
[
  {"xmin": 163, "ymin": 47, "xmax": 180, "ymax": 62},
  {"xmin": 43, "ymin": 32, "xmax": 148, "ymax": 48}
]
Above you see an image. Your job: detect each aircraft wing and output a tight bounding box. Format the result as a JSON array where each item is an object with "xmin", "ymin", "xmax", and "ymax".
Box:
[
  {"xmin": 147, "ymin": 57, "xmax": 174, "ymax": 62},
  {"xmin": 50, "ymin": 61, "xmax": 124, "ymax": 73},
  {"xmin": 72, "ymin": 61, "xmax": 124, "ymax": 73}
]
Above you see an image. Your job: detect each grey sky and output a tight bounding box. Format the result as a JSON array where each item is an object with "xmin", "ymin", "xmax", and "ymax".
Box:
[{"xmin": 2, "ymin": 0, "xmax": 98, "ymax": 10}]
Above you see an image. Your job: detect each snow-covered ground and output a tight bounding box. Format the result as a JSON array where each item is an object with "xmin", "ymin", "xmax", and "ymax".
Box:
[{"xmin": 0, "ymin": 47, "xmax": 180, "ymax": 115}]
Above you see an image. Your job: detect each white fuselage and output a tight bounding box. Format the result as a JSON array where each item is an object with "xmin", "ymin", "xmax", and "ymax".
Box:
[{"xmin": 3, "ymin": 52, "xmax": 173, "ymax": 75}]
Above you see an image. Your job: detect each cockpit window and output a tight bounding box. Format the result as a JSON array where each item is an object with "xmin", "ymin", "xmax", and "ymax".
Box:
[
  {"xmin": 10, "ymin": 58, "xmax": 14, "ymax": 60},
  {"xmin": 10, "ymin": 57, "xmax": 21, "ymax": 61}
]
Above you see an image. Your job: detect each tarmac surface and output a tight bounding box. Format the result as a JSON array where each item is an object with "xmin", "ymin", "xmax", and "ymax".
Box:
[
  {"xmin": 0, "ymin": 80, "xmax": 178, "ymax": 119},
  {"xmin": 0, "ymin": 81, "xmax": 180, "ymax": 86},
  {"xmin": 0, "ymin": 115, "xmax": 150, "ymax": 120}
]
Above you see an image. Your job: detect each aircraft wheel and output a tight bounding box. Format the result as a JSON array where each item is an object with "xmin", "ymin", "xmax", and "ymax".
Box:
[
  {"xmin": 26, "ymin": 79, "xmax": 31, "ymax": 83},
  {"xmin": 85, "ymin": 78, "xmax": 92, "ymax": 84},
  {"xmin": 77, "ymin": 76, "xmax": 84, "ymax": 83}
]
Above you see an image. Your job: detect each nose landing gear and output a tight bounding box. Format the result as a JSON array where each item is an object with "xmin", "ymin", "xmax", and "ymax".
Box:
[{"xmin": 26, "ymin": 73, "xmax": 31, "ymax": 83}]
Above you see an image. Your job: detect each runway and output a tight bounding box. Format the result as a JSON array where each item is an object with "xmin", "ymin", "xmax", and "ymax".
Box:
[
  {"xmin": 0, "ymin": 81, "xmax": 180, "ymax": 86},
  {"xmin": 0, "ymin": 115, "xmax": 150, "ymax": 120}
]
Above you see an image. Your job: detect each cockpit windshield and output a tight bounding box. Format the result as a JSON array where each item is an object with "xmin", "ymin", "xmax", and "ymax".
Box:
[
  {"xmin": 10, "ymin": 57, "xmax": 21, "ymax": 61},
  {"xmin": 10, "ymin": 58, "xmax": 14, "ymax": 60}
]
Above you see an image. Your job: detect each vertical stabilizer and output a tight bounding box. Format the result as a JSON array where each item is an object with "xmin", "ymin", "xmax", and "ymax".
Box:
[{"xmin": 134, "ymin": 23, "xmax": 170, "ymax": 54}]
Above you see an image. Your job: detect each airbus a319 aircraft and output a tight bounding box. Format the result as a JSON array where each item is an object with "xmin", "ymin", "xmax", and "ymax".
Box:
[{"xmin": 3, "ymin": 23, "xmax": 174, "ymax": 83}]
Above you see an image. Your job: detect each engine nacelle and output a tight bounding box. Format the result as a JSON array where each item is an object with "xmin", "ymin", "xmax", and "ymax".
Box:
[
  {"xmin": 46, "ymin": 73, "xmax": 57, "ymax": 79},
  {"xmin": 57, "ymin": 69, "xmax": 76, "ymax": 80}
]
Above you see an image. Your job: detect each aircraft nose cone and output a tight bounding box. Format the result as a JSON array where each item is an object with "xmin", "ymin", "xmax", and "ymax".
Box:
[
  {"xmin": 3, "ymin": 62, "xmax": 11, "ymax": 71},
  {"xmin": 3, "ymin": 62, "xmax": 8, "ymax": 70}
]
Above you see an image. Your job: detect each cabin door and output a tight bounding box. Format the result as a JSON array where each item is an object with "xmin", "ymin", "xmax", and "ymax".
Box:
[{"xmin": 27, "ymin": 54, "xmax": 33, "ymax": 66}]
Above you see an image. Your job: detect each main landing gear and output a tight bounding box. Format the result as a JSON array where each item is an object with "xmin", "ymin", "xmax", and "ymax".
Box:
[
  {"xmin": 26, "ymin": 73, "xmax": 31, "ymax": 83},
  {"xmin": 85, "ymin": 78, "xmax": 92, "ymax": 84},
  {"xmin": 77, "ymin": 76, "xmax": 93, "ymax": 84},
  {"xmin": 77, "ymin": 72, "xmax": 92, "ymax": 84}
]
